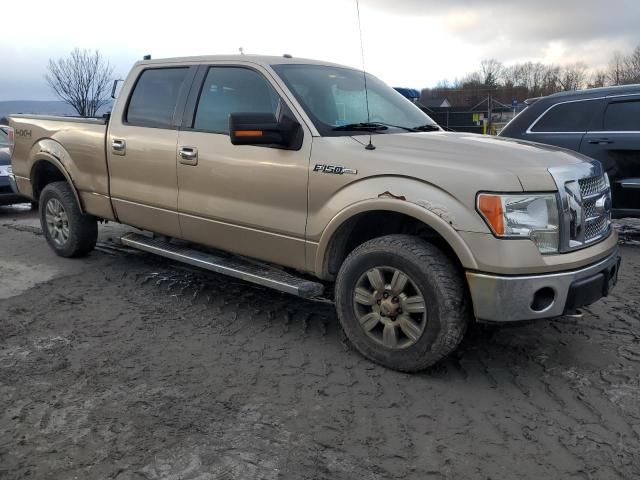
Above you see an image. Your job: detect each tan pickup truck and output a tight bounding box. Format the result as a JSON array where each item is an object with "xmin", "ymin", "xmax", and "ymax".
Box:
[{"xmin": 8, "ymin": 55, "xmax": 620, "ymax": 371}]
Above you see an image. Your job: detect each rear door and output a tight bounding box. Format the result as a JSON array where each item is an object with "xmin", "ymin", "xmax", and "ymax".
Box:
[
  {"xmin": 175, "ymin": 64, "xmax": 312, "ymax": 269},
  {"xmin": 108, "ymin": 65, "xmax": 196, "ymax": 236},
  {"xmin": 580, "ymin": 95, "xmax": 640, "ymax": 215},
  {"xmin": 525, "ymin": 98, "xmax": 603, "ymax": 151}
]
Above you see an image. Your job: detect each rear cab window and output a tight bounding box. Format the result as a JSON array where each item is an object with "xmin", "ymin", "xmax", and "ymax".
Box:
[{"xmin": 126, "ymin": 68, "xmax": 191, "ymax": 128}]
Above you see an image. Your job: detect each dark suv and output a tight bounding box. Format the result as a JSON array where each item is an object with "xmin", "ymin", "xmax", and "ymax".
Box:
[{"xmin": 499, "ymin": 85, "xmax": 640, "ymax": 217}]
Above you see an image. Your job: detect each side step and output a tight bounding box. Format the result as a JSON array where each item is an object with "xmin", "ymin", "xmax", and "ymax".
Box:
[{"xmin": 120, "ymin": 233, "xmax": 324, "ymax": 299}]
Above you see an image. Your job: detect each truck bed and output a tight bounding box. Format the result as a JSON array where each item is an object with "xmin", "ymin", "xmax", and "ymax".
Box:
[{"xmin": 9, "ymin": 114, "xmax": 114, "ymax": 219}]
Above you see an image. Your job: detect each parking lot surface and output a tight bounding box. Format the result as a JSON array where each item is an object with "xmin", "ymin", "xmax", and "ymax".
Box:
[{"xmin": 1, "ymin": 205, "xmax": 639, "ymax": 480}]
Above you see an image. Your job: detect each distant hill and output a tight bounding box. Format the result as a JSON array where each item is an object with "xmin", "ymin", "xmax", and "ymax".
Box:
[{"xmin": 0, "ymin": 100, "xmax": 112, "ymax": 122}]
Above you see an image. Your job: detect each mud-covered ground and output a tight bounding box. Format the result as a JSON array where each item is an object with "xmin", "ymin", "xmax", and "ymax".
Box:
[{"xmin": 1, "ymin": 204, "xmax": 639, "ymax": 480}]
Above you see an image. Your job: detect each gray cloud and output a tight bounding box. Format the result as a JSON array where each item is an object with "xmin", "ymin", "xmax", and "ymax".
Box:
[
  {"xmin": 365, "ymin": 0, "xmax": 639, "ymax": 54},
  {"xmin": 1, "ymin": 0, "xmax": 638, "ymax": 99}
]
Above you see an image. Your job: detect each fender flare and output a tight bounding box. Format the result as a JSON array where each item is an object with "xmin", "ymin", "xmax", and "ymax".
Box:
[
  {"xmin": 314, "ymin": 198, "xmax": 479, "ymax": 278},
  {"xmin": 30, "ymin": 153, "xmax": 85, "ymax": 214}
]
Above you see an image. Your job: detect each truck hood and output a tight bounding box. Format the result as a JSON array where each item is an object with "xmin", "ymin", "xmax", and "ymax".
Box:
[{"xmin": 352, "ymin": 131, "xmax": 587, "ymax": 191}]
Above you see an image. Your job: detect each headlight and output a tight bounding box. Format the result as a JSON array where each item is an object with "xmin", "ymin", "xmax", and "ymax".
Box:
[{"xmin": 477, "ymin": 193, "xmax": 559, "ymax": 253}]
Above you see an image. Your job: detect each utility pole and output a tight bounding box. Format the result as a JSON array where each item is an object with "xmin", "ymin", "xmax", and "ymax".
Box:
[{"xmin": 487, "ymin": 94, "xmax": 493, "ymax": 135}]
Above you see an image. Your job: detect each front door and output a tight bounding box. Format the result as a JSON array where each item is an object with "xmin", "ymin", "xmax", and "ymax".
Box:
[
  {"xmin": 108, "ymin": 65, "xmax": 195, "ymax": 237},
  {"xmin": 176, "ymin": 65, "xmax": 312, "ymax": 269}
]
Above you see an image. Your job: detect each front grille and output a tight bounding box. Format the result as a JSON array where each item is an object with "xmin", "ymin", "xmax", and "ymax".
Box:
[
  {"xmin": 549, "ymin": 162, "xmax": 612, "ymax": 252},
  {"xmin": 579, "ymin": 175, "xmax": 608, "ymax": 197},
  {"xmin": 583, "ymin": 200, "xmax": 596, "ymax": 220},
  {"xmin": 584, "ymin": 215, "xmax": 609, "ymax": 241},
  {"xmin": 578, "ymin": 174, "xmax": 611, "ymax": 243}
]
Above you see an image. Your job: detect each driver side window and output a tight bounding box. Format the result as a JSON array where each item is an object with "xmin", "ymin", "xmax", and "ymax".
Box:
[{"xmin": 193, "ymin": 67, "xmax": 280, "ymax": 134}]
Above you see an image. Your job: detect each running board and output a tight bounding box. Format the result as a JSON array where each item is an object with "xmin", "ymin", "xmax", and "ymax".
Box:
[{"xmin": 120, "ymin": 233, "xmax": 324, "ymax": 299}]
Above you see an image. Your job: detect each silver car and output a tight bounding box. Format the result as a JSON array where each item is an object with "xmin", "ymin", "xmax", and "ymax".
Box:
[{"xmin": 0, "ymin": 125, "xmax": 25, "ymax": 205}]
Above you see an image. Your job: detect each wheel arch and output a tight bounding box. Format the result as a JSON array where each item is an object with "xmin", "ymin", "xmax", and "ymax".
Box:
[
  {"xmin": 315, "ymin": 199, "xmax": 478, "ymax": 280},
  {"xmin": 30, "ymin": 154, "xmax": 84, "ymax": 213}
]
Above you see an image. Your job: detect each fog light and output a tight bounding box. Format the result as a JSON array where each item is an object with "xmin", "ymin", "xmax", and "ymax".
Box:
[{"xmin": 531, "ymin": 287, "xmax": 555, "ymax": 312}]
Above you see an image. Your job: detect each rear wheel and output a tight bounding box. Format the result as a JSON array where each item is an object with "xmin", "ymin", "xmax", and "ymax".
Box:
[
  {"xmin": 335, "ymin": 234, "xmax": 469, "ymax": 372},
  {"xmin": 39, "ymin": 181, "xmax": 97, "ymax": 257}
]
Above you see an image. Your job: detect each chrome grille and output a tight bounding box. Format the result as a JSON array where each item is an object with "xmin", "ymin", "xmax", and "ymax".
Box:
[
  {"xmin": 584, "ymin": 215, "xmax": 609, "ymax": 241},
  {"xmin": 583, "ymin": 201, "xmax": 596, "ymax": 220},
  {"xmin": 549, "ymin": 162, "xmax": 612, "ymax": 252},
  {"xmin": 579, "ymin": 175, "xmax": 608, "ymax": 197},
  {"xmin": 579, "ymin": 174, "xmax": 611, "ymax": 241}
]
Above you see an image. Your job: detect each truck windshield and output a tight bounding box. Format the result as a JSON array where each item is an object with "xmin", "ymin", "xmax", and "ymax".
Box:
[
  {"xmin": 272, "ymin": 64, "xmax": 438, "ymax": 136},
  {"xmin": 0, "ymin": 128, "xmax": 8, "ymax": 146}
]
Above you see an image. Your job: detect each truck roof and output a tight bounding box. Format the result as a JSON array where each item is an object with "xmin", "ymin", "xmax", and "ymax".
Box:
[{"xmin": 137, "ymin": 54, "xmax": 355, "ymax": 70}]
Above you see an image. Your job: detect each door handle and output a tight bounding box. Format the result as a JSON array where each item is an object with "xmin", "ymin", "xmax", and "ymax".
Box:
[
  {"xmin": 179, "ymin": 147, "xmax": 198, "ymax": 166},
  {"xmin": 588, "ymin": 138, "xmax": 613, "ymax": 145},
  {"xmin": 112, "ymin": 139, "xmax": 126, "ymax": 155}
]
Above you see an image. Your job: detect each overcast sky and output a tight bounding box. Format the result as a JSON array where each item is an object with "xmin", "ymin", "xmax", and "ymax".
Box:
[{"xmin": 1, "ymin": 0, "xmax": 638, "ymax": 101}]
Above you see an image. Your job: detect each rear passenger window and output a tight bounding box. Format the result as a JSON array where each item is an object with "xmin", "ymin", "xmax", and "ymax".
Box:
[
  {"xmin": 530, "ymin": 100, "xmax": 599, "ymax": 133},
  {"xmin": 126, "ymin": 68, "xmax": 189, "ymax": 128},
  {"xmin": 193, "ymin": 67, "xmax": 280, "ymax": 133},
  {"xmin": 603, "ymin": 100, "xmax": 640, "ymax": 131}
]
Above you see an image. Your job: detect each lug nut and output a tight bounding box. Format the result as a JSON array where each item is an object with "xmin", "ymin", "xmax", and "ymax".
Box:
[
  {"xmin": 383, "ymin": 292, "xmax": 389, "ymax": 299},
  {"xmin": 392, "ymin": 296, "xmax": 399, "ymax": 303},
  {"xmin": 377, "ymin": 299, "xmax": 381, "ymax": 305}
]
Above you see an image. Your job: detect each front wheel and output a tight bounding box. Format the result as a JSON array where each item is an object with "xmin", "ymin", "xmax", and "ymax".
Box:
[
  {"xmin": 40, "ymin": 181, "xmax": 98, "ymax": 257},
  {"xmin": 335, "ymin": 235, "xmax": 470, "ymax": 372}
]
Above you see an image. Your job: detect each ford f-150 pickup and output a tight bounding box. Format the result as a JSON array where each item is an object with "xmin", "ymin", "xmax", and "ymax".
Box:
[{"xmin": 8, "ymin": 55, "xmax": 621, "ymax": 371}]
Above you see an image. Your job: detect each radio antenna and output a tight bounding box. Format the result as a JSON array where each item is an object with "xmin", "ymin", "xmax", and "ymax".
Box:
[{"xmin": 356, "ymin": 0, "xmax": 375, "ymax": 150}]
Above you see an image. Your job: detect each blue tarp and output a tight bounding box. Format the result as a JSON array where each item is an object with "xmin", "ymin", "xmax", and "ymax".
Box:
[{"xmin": 393, "ymin": 87, "xmax": 420, "ymax": 99}]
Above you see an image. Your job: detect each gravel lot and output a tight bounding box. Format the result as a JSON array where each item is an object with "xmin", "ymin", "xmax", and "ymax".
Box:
[{"xmin": 1, "ymin": 204, "xmax": 639, "ymax": 480}]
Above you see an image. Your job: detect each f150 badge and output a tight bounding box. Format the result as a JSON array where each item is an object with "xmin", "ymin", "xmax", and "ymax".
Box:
[{"xmin": 313, "ymin": 164, "xmax": 357, "ymax": 175}]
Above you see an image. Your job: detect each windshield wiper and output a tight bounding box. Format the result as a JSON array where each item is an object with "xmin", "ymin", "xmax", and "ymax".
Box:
[
  {"xmin": 332, "ymin": 122, "xmax": 389, "ymax": 131},
  {"xmin": 413, "ymin": 124, "xmax": 441, "ymax": 132},
  {"xmin": 332, "ymin": 122, "xmax": 441, "ymax": 133},
  {"xmin": 366, "ymin": 122, "xmax": 422, "ymax": 132}
]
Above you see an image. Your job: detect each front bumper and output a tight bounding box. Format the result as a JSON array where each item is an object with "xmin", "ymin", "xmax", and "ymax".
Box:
[{"xmin": 466, "ymin": 248, "xmax": 621, "ymax": 322}]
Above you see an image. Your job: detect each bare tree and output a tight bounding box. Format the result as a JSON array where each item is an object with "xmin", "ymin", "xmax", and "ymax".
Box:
[
  {"xmin": 558, "ymin": 62, "xmax": 587, "ymax": 91},
  {"xmin": 46, "ymin": 48, "xmax": 114, "ymax": 117},
  {"xmin": 607, "ymin": 51, "xmax": 627, "ymax": 86},
  {"xmin": 589, "ymin": 70, "xmax": 608, "ymax": 88},
  {"xmin": 501, "ymin": 65, "xmax": 518, "ymax": 88},
  {"xmin": 461, "ymin": 70, "xmax": 483, "ymax": 87},
  {"xmin": 625, "ymin": 45, "xmax": 640, "ymax": 83},
  {"xmin": 539, "ymin": 64, "xmax": 561, "ymax": 96},
  {"xmin": 480, "ymin": 59, "xmax": 504, "ymax": 87}
]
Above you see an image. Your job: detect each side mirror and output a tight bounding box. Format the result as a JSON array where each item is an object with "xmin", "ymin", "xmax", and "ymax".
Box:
[
  {"xmin": 229, "ymin": 112, "xmax": 301, "ymax": 149},
  {"xmin": 111, "ymin": 79, "xmax": 124, "ymax": 99}
]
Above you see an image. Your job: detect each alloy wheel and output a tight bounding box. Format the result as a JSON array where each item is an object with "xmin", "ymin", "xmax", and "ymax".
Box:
[
  {"xmin": 352, "ymin": 266, "xmax": 427, "ymax": 349},
  {"xmin": 45, "ymin": 198, "xmax": 70, "ymax": 247}
]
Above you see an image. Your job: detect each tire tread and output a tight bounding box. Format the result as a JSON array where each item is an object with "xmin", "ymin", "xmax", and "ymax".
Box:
[
  {"xmin": 335, "ymin": 234, "xmax": 470, "ymax": 372},
  {"xmin": 40, "ymin": 181, "xmax": 97, "ymax": 258}
]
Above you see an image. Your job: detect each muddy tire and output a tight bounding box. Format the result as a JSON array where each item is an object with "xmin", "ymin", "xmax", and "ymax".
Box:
[
  {"xmin": 335, "ymin": 234, "xmax": 469, "ymax": 372},
  {"xmin": 39, "ymin": 181, "xmax": 97, "ymax": 258}
]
